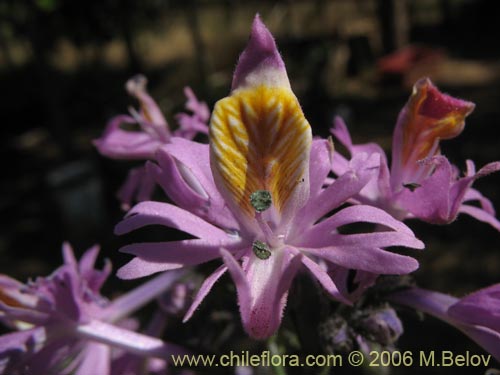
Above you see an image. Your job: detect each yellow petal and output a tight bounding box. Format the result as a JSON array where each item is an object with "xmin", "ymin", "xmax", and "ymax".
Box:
[{"xmin": 210, "ymin": 85, "xmax": 312, "ymax": 218}]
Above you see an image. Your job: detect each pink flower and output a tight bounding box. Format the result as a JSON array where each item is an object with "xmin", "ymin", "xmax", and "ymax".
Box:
[
  {"xmin": 331, "ymin": 78, "xmax": 500, "ymax": 228},
  {"xmin": 390, "ymin": 285, "xmax": 500, "ymax": 361},
  {"xmin": 0, "ymin": 244, "xmax": 185, "ymax": 374},
  {"xmin": 94, "ymin": 75, "xmax": 210, "ymax": 209},
  {"xmin": 115, "ymin": 15, "xmax": 423, "ymax": 339}
]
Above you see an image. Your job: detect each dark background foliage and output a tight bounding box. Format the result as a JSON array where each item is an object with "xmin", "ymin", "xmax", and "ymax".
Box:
[{"xmin": 1, "ymin": 0, "xmax": 499, "ymax": 374}]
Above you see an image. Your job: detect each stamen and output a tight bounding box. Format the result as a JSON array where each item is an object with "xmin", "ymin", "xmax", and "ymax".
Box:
[
  {"xmin": 250, "ymin": 190, "xmax": 272, "ymax": 212},
  {"xmin": 252, "ymin": 240, "xmax": 271, "ymax": 260}
]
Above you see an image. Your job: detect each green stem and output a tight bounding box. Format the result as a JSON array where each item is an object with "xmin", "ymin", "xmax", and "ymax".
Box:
[{"xmin": 268, "ymin": 335, "xmax": 287, "ymax": 375}]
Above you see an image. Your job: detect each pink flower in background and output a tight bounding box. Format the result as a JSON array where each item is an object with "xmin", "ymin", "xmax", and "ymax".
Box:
[
  {"xmin": 390, "ymin": 285, "xmax": 500, "ymax": 361},
  {"xmin": 94, "ymin": 75, "xmax": 210, "ymax": 209},
  {"xmin": 331, "ymin": 78, "xmax": 500, "ymax": 229},
  {"xmin": 0, "ymin": 244, "xmax": 185, "ymax": 375},
  {"xmin": 115, "ymin": 15, "xmax": 423, "ymax": 339},
  {"xmin": 175, "ymin": 86, "xmax": 210, "ymax": 140}
]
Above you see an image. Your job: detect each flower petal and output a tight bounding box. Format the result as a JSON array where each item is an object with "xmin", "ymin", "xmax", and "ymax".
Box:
[
  {"xmin": 78, "ymin": 245, "xmax": 111, "ymax": 294},
  {"xmin": 76, "ymin": 319, "xmax": 187, "ymax": 358},
  {"xmin": 292, "ymin": 205, "xmax": 415, "ymax": 246},
  {"xmin": 114, "ymin": 202, "xmax": 228, "ymax": 241},
  {"xmin": 397, "ymin": 156, "xmax": 452, "ymax": 223},
  {"xmin": 183, "ymin": 265, "xmax": 228, "ymax": 322},
  {"xmin": 116, "ymin": 258, "xmax": 181, "ymax": 280},
  {"xmin": 221, "ymin": 248, "xmax": 302, "ymax": 339},
  {"xmin": 297, "ymin": 253, "xmax": 350, "ymax": 304},
  {"xmin": 119, "ymin": 239, "xmax": 243, "ymax": 268},
  {"xmin": 149, "ymin": 147, "xmax": 239, "ymax": 230},
  {"xmin": 459, "ymin": 205, "xmax": 500, "ymax": 231},
  {"xmin": 126, "ymin": 75, "xmax": 170, "ymax": 141},
  {"xmin": 309, "ymin": 138, "xmax": 334, "ymax": 198},
  {"xmin": 303, "ymin": 245, "xmax": 419, "ymax": 275},
  {"xmin": 391, "ymin": 78, "xmax": 474, "ymax": 187},
  {"xmin": 448, "ymin": 284, "xmax": 500, "ymax": 333},
  {"xmin": 105, "ymin": 270, "xmax": 184, "ymax": 322},
  {"xmin": 210, "ymin": 15, "xmax": 312, "ymax": 228},
  {"xmin": 74, "ymin": 342, "xmax": 111, "ymax": 375},
  {"xmin": 231, "ymin": 15, "xmax": 289, "ymax": 91},
  {"xmin": 94, "ymin": 115, "xmax": 162, "ymax": 160},
  {"xmin": 293, "ymin": 153, "xmax": 380, "ymax": 229},
  {"xmin": 117, "ymin": 166, "xmax": 156, "ymax": 210}
]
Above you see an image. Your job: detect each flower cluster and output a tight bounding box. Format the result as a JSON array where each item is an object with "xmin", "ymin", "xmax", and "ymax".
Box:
[
  {"xmin": 0, "ymin": 244, "xmax": 186, "ymax": 374},
  {"xmin": 1, "ymin": 13, "xmax": 499, "ymax": 375}
]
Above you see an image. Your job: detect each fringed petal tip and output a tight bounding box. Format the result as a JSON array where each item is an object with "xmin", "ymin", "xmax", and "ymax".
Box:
[{"xmin": 231, "ymin": 15, "xmax": 289, "ymax": 91}]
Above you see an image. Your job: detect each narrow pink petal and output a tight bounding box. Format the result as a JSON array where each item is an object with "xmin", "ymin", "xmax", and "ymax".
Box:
[
  {"xmin": 114, "ymin": 202, "xmax": 228, "ymax": 240},
  {"xmin": 458, "ymin": 325, "xmax": 500, "ymax": 362},
  {"xmin": 302, "ymin": 232, "xmax": 424, "ymax": 249},
  {"xmin": 78, "ymin": 245, "xmax": 112, "ymax": 293},
  {"xmin": 183, "ymin": 86, "xmax": 210, "ymax": 122},
  {"xmin": 183, "ymin": 265, "xmax": 228, "ymax": 322},
  {"xmin": 116, "ymin": 166, "xmax": 148, "ymax": 210},
  {"xmin": 297, "ymin": 152, "xmax": 379, "ymax": 227},
  {"xmin": 105, "ymin": 270, "xmax": 184, "ymax": 322},
  {"xmin": 303, "ymin": 245, "xmax": 419, "ymax": 275},
  {"xmin": 330, "ymin": 116, "xmax": 353, "ymax": 149},
  {"xmin": 126, "ymin": 75, "xmax": 170, "ymax": 141},
  {"xmin": 0, "ymin": 327, "xmax": 45, "ymax": 353},
  {"xmin": 117, "ymin": 258, "xmax": 182, "ymax": 280},
  {"xmin": 94, "ymin": 115, "xmax": 162, "ymax": 160},
  {"xmin": 459, "ymin": 205, "xmax": 500, "ymax": 231},
  {"xmin": 119, "ymin": 239, "xmax": 243, "ymax": 267},
  {"xmin": 75, "ymin": 342, "xmax": 111, "ymax": 375},
  {"xmin": 76, "ymin": 319, "xmax": 187, "ymax": 358},
  {"xmin": 78, "ymin": 245, "xmax": 99, "ymax": 273},
  {"xmin": 330, "ymin": 116, "xmax": 388, "ymax": 179},
  {"xmin": 448, "ymin": 284, "xmax": 500, "ymax": 332},
  {"xmin": 390, "ymin": 287, "xmax": 500, "ymax": 361},
  {"xmin": 397, "ymin": 156, "xmax": 452, "ymax": 223},
  {"xmin": 463, "ymin": 188, "xmax": 495, "ymax": 215},
  {"xmin": 389, "ymin": 287, "xmax": 457, "ymax": 321},
  {"xmin": 291, "ymin": 205, "xmax": 414, "ymax": 246},
  {"xmin": 0, "ymin": 301, "xmax": 50, "ymax": 326},
  {"xmin": 298, "ymin": 253, "xmax": 350, "ymax": 304},
  {"xmin": 62, "ymin": 242, "xmax": 78, "ymax": 269},
  {"xmin": 309, "ymin": 139, "xmax": 334, "ymax": 198},
  {"xmin": 220, "ymin": 249, "xmax": 251, "ymax": 330},
  {"xmin": 448, "ymin": 160, "xmax": 500, "ymax": 221}
]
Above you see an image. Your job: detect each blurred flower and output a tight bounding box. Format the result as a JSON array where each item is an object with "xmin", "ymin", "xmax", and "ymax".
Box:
[
  {"xmin": 94, "ymin": 75, "xmax": 171, "ymax": 160},
  {"xmin": 320, "ymin": 304, "xmax": 403, "ymax": 354},
  {"xmin": 331, "ymin": 78, "xmax": 500, "ymax": 229},
  {"xmin": 175, "ymin": 87, "xmax": 210, "ymax": 140},
  {"xmin": 390, "ymin": 285, "xmax": 500, "ymax": 361},
  {"xmin": 0, "ymin": 244, "xmax": 185, "ymax": 374},
  {"xmin": 158, "ymin": 281, "xmax": 195, "ymax": 317},
  {"xmin": 355, "ymin": 305, "xmax": 403, "ymax": 347},
  {"xmin": 115, "ymin": 15, "xmax": 423, "ymax": 339},
  {"xmin": 94, "ymin": 75, "xmax": 209, "ymax": 209}
]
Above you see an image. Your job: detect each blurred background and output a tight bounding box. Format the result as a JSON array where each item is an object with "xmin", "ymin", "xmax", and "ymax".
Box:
[{"xmin": 1, "ymin": 0, "xmax": 500, "ymax": 374}]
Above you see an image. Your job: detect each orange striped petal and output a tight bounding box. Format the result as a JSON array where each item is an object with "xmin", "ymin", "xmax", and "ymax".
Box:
[
  {"xmin": 397, "ymin": 78, "xmax": 475, "ymax": 170},
  {"xmin": 210, "ymin": 85, "xmax": 312, "ymax": 220}
]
